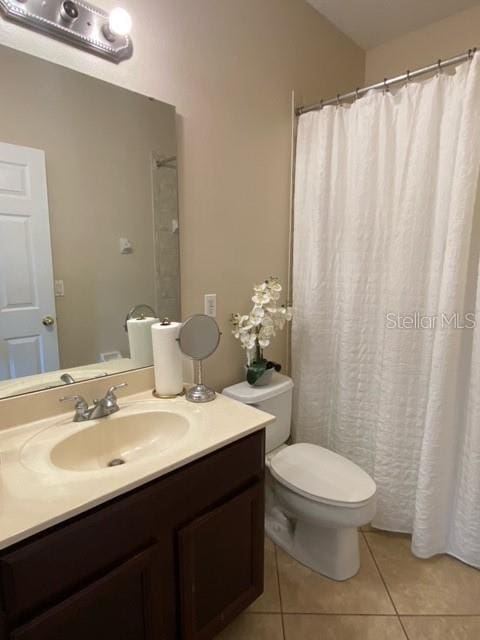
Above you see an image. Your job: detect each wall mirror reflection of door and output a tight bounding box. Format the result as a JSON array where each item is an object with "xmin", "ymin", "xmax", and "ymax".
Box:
[
  {"xmin": 0, "ymin": 142, "xmax": 59, "ymax": 382},
  {"xmin": 0, "ymin": 44, "xmax": 180, "ymax": 400}
]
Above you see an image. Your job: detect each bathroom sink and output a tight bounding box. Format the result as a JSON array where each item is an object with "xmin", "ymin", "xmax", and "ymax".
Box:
[{"xmin": 49, "ymin": 411, "xmax": 190, "ymax": 472}]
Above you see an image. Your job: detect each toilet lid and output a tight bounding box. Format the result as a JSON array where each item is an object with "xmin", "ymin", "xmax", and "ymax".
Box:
[{"xmin": 270, "ymin": 443, "xmax": 376, "ymax": 506}]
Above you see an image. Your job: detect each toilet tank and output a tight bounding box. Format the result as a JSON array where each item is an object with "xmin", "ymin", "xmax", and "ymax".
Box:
[{"xmin": 222, "ymin": 373, "xmax": 294, "ymax": 453}]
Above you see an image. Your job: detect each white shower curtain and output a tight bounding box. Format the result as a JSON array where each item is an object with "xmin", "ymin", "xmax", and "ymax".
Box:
[{"xmin": 292, "ymin": 57, "xmax": 480, "ymax": 567}]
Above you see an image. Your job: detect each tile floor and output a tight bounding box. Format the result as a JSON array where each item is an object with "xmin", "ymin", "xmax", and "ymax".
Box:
[{"xmin": 217, "ymin": 530, "xmax": 480, "ymax": 640}]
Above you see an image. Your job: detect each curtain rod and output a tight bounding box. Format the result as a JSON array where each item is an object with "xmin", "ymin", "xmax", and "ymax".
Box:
[{"xmin": 296, "ymin": 47, "xmax": 477, "ymax": 116}]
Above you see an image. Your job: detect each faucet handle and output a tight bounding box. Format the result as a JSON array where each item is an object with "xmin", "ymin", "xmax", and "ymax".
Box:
[
  {"xmin": 59, "ymin": 395, "xmax": 89, "ymax": 422},
  {"xmin": 106, "ymin": 382, "xmax": 128, "ymax": 399},
  {"xmin": 90, "ymin": 383, "xmax": 128, "ymax": 418},
  {"xmin": 59, "ymin": 395, "xmax": 88, "ymax": 408}
]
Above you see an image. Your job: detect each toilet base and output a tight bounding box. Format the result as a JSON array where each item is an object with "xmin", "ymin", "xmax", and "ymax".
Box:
[{"xmin": 266, "ymin": 516, "xmax": 360, "ymax": 581}]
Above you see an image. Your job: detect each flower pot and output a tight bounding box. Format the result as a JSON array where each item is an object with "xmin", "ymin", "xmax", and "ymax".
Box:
[{"xmin": 245, "ymin": 365, "xmax": 274, "ymax": 387}]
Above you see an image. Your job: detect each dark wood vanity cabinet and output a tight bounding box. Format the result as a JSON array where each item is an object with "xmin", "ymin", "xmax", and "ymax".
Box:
[
  {"xmin": 0, "ymin": 430, "xmax": 265, "ymax": 640},
  {"xmin": 178, "ymin": 483, "xmax": 264, "ymax": 640},
  {"xmin": 9, "ymin": 547, "xmax": 161, "ymax": 640}
]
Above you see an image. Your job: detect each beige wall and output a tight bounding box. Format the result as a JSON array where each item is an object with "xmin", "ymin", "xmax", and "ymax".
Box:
[
  {"xmin": 366, "ymin": 4, "xmax": 480, "ymax": 84},
  {"xmin": 0, "ymin": 0, "xmax": 364, "ymax": 391},
  {"xmin": 0, "ymin": 45, "xmax": 177, "ymax": 369}
]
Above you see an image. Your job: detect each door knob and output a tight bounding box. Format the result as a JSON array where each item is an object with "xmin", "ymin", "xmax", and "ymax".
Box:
[{"xmin": 42, "ymin": 315, "xmax": 55, "ymax": 327}]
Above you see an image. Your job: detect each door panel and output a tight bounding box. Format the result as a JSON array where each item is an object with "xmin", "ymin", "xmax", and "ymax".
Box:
[
  {"xmin": 178, "ymin": 482, "xmax": 264, "ymax": 640},
  {"xmin": 0, "ymin": 142, "xmax": 59, "ymax": 381},
  {"xmin": 9, "ymin": 547, "xmax": 161, "ymax": 640},
  {"xmin": 0, "ymin": 216, "xmax": 36, "ymax": 307},
  {"xmin": 0, "ymin": 160, "xmax": 28, "ymax": 197},
  {"xmin": 4, "ymin": 335, "xmax": 44, "ymax": 379}
]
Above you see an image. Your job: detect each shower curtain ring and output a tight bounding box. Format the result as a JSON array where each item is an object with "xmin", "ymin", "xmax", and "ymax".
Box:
[
  {"xmin": 355, "ymin": 87, "xmax": 360, "ymax": 101},
  {"xmin": 437, "ymin": 59, "xmax": 442, "ymax": 75},
  {"xmin": 468, "ymin": 47, "xmax": 477, "ymax": 60},
  {"xmin": 336, "ymin": 94, "xmax": 341, "ymax": 108},
  {"xmin": 406, "ymin": 69, "xmax": 411, "ymax": 84},
  {"xmin": 383, "ymin": 78, "xmax": 389, "ymax": 93}
]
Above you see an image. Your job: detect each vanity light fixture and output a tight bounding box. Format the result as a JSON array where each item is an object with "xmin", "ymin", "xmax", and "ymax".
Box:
[{"xmin": 0, "ymin": 1, "xmax": 133, "ymax": 63}]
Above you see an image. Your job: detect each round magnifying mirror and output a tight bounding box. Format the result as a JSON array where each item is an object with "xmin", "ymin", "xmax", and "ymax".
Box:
[
  {"xmin": 178, "ymin": 314, "xmax": 221, "ymax": 402},
  {"xmin": 178, "ymin": 314, "xmax": 220, "ymax": 360}
]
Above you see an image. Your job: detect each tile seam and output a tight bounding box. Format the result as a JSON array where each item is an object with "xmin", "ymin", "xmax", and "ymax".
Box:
[
  {"xmin": 362, "ymin": 531, "xmax": 410, "ymax": 639},
  {"xmin": 273, "ymin": 542, "xmax": 287, "ymax": 640}
]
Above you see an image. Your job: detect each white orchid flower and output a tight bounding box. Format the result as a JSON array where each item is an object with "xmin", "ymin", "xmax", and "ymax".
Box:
[
  {"xmin": 252, "ymin": 291, "xmax": 271, "ymax": 305},
  {"xmin": 241, "ymin": 335, "xmax": 256, "ymax": 350},
  {"xmin": 231, "ymin": 277, "xmax": 293, "ymax": 364},
  {"xmin": 250, "ymin": 305, "xmax": 265, "ymax": 326},
  {"xmin": 269, "ymin": 290, "xmax": 281, "ymax": 301}
]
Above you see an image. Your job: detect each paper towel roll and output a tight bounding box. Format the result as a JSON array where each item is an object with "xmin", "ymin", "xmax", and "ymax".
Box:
[
  {"xmin": 127, "ymin": 317, "xmax": 159, "ymax": 367},
  {"xmin": 152, "ymin": 321, "xmax": 183, "ymax": 396}
]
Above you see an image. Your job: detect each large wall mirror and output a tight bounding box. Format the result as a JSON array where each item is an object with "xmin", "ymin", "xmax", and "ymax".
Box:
[{"xmin": 0, "ymin": 44, "xmax": 180, "ymax": 400}]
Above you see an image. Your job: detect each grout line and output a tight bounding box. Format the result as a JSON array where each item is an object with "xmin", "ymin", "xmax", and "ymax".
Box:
[
  {"xmin": 399, "ymin": 614, "xmax": 480, "ymax": 618},
  {"xmin": 282, "ymin": 613, "xmax": 404, "ymax": 617},
  {"xmin": 273, "ymin": 541, "xmax": 287, "ymax": 640},
  {"xmin": 362, "ymin": 532, "xmax": 410, "ymax": 640},
  {"xmin": 277, "ymin": 612, "xmax": 480, "ymax": 617}
]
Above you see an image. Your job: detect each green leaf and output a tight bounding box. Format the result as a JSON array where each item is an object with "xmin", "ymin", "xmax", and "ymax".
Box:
[{"xmin": 247, "ymin": 359, "xmax": 268, "ymax": 385}]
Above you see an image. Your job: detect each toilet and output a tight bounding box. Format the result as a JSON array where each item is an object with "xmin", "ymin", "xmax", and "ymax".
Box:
[{"xmin": 222, "ymin": 373, "xmax": 376, "ymax": 581}]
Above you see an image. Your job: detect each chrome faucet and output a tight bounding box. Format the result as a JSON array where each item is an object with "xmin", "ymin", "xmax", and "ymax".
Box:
[
  {"xmin": 90, "ymin": 383, "xmax": 128, "ymax": 419},
  {"xmin": 60, "ymin": 383, "xmax": 128, "ymax": 422}
]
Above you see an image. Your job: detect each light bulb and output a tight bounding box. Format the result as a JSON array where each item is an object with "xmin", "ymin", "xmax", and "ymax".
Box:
[{"xmin": 108, "ymin": 7, "xmax": 132, "ymax": 37}]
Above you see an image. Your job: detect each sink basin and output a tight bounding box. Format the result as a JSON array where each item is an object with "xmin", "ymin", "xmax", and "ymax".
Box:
[{"xmin": 49, "ymin": 411, "xmax": 190, "ymax": 472}]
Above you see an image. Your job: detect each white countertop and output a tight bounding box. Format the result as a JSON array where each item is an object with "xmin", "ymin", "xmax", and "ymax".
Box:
[{"xmin": 0, "ymin": 390, "xmax": 273, "ymax": 551}]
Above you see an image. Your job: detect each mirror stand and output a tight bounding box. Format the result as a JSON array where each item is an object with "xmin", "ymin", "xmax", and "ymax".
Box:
[
  {"xmin": 177, "ymin": 314, "xmax": 221, "ymax": 404},
  {"xmin": 186, "ymin": 360, "xmax": 216, "ymax": 403}
]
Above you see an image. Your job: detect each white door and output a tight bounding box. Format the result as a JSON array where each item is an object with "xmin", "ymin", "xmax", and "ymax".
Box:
[{"xmin": 0, "ymin": 142, "xmax": 59, "ymax": 380}]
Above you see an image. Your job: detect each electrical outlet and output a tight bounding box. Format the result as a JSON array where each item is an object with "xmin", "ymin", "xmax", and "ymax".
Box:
[{"xmin": 204, "ymin": 294, "xmax": 217, "ymax": 317}]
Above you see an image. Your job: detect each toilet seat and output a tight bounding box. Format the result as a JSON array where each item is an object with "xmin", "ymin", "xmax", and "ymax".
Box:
[{"xmin": 270, "ymin": 443, "xmax": 376, "ymax": 508}]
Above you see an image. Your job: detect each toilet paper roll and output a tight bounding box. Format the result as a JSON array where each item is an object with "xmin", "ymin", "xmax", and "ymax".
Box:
[
  {"xmin": 127, "ymin": 317, "xmax": 159, "ymax": 367},
  {"xmin": 152, "ymin": 321, "xmax": 183, "ymax": 396}
]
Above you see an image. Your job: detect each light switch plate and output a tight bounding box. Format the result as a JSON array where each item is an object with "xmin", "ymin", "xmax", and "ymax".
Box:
[
  {"xmin": 119, "ymin": 237, "xmax": 133, "ymax": 254},
  {"xmin": 54, "ymin": 279, "xmax": 65, "ymax": 297},
  {"xmin": 204, "ymin": 294, "xmax": 217, "ymax": 317}
]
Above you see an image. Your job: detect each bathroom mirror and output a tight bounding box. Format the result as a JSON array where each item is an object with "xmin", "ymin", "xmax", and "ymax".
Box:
[
  {"xmin": 178, "ymin": 315, "xmax": 220, "ymax": 403},
  {"xmin": 0, "ymin": 44, "xmax": 180, "ymax": 400}
]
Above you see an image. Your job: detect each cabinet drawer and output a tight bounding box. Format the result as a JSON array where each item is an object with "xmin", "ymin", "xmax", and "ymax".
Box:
[
  {"xmin": 9, "ymin": 546, "xmax": 161, "ymax": 640},
  {"xmin": 0, "ymin": 488, "xmax": 154, "ymax": 621},
  {"xmin": 178, "ymin": 481, "xmax": 264, "ymax": 640}
]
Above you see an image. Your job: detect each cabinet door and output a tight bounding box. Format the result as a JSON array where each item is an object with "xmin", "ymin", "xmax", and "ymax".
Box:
[
  {"xmin": 10, "ymin": 546, "xmax": 162, "ymax": 640},
  {"xmin": 178, "ymin": 481, "xmax": 264, "ymax": 640}
]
